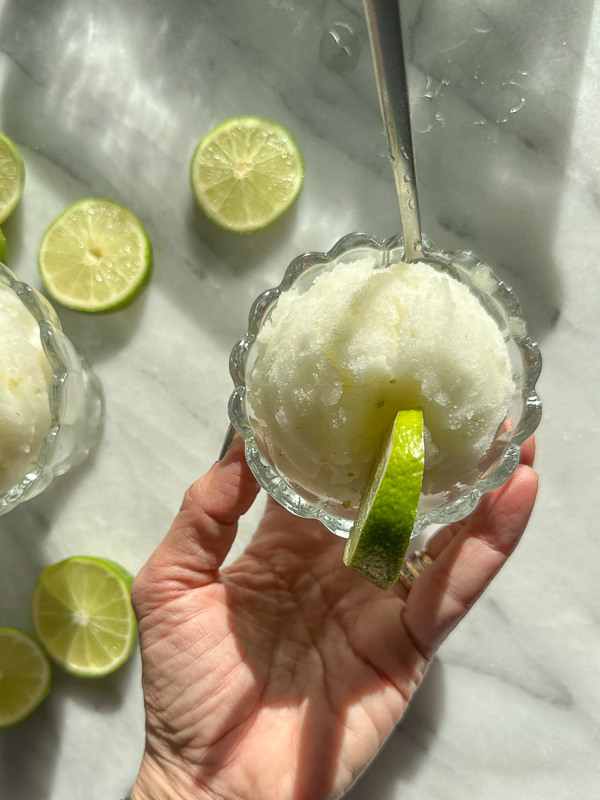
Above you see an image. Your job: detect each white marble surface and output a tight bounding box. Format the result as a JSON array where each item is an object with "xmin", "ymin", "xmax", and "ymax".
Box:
[{"xmin": 0, "ymin": 0, "xmax": 599, "ymax": 798}]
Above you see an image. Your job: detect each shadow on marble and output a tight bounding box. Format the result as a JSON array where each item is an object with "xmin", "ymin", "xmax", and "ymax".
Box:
[
  {"xmin": 0, "ymin": 691, "xmax": 61, "ymax": 800},
  {"xmin": 53, "ymin": 648, "xmax": 139, "ymax": 714},
  {"xmin": 8, "ymin": 435, "xmax": 105, "ymax": 535},
  {"xmin": 136, "ymin": 202, "xmax": 305, "ymax": 356},
  {"xmin": 342, "ymin": 658, "xmax": 445, "ymax": 798},
  {"xmin": 186, "ymin": 199, "xmax": 300, "ymax": 278},
  {"xmin": 407, "ymin": 0, "xmax": 596, "ymax": 343},
  {"xmin": 50, "ymin": 288, "xmax": 150, "ymax": 366},
  {"xmin": 0, "ymin": 501, "xmax": 54, "ymax": 626}
]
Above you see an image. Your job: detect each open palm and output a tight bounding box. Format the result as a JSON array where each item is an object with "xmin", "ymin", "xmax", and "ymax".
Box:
[{"xmin": 130, "ymin": 435, "xmax": 537, "ymax": 800}]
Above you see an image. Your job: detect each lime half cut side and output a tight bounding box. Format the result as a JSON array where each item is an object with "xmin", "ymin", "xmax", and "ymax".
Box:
[
  {"xmin": 39, "ymin": 198, "xmax": 152, "ymax": 313},
  {"xmin": 0, "ymin": 627, "xmax": 51, "ymax": 728},
  {"xmin": 31, "ymin": 556, "xmax": 136, "ymax": 678},
  {"xmin": 0, "ymin": 131, "xmax": 25, "ymax": 224},
  {"xmin": 190, "ymin": 117, "xmax": 304, "ymax": 233},
  {"xmin": 344, "ymin": 409, "xmax": 425, "ymax": 591}
]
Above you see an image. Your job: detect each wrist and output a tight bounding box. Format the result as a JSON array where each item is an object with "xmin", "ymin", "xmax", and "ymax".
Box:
[{"xmin": 130, "ymin": 751, "xmax": 213, "ymax": 800}]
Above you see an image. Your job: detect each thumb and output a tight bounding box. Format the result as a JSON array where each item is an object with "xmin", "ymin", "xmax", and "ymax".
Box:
[{"xmin": 133, "ymin": 434, "xmax": 259, "ymax": 607}]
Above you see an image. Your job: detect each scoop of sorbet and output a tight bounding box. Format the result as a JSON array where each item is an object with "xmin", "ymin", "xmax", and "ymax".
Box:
[
  {"xmin": 247, "ymin": 258, "xmax": 514, "ymax": 506},
  {"xmin": 0, "ymin": 286, "xmax": 52, "ymax": 495}
]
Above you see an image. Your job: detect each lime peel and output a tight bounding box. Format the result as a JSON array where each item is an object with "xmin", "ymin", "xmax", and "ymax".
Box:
[
  {"xmin": 0, "ymin": 226, "xmax": 7, "ymax": 263},
  {"xmin": 0, "ymin": 131, "xmax": 25, "ymax": 224},
  {"xmin": 343, "ymin": 408, "xmax": 424, "ymax": 590}
]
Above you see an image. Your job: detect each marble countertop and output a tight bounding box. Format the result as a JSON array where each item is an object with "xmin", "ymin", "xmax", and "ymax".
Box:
[{"xmin": 1, "ymin": 0, "xmax": 599, "ymax": 798}]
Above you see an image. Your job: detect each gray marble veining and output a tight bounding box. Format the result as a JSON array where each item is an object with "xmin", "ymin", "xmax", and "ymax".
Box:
[{"xmin": 0, "ymin": 1, "xmax": 599, "ymax": 798}]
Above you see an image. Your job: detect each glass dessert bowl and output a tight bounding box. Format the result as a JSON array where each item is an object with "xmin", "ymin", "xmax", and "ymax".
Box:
[
  {"xmin": 228, "ymin": 232, "xmax": 542, "ymax": 538},
  {"xmin": 0, "ymin": 263, "xmax": 105, "ymax": 517}
]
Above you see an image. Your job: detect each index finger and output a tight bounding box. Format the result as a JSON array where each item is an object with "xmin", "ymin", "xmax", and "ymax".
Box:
[{"xmin": 134, "ymin": 434, "xmax": 259, "ymax": 604}]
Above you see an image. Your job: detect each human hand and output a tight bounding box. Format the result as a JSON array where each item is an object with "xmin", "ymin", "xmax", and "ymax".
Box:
[{"xmin": 130, "ymin": 435, "xmax": 537, "ymax": 800}]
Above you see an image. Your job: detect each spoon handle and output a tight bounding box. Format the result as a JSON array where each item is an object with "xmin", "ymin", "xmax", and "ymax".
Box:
[{"xmin": 363, "ymin": 0, "xmax": 423, "ymax": 262}]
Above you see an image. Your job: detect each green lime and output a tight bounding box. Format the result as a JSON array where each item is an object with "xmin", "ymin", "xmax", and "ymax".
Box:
[
  {"xmin": 0, "ymin": 627, "xmax": 51, "ymax": 728},
  {"xmin": 0, "ymin": 227, "xmax": 7, "ymax": 263},
  {"xmin": 190, "ymin": 117, "xmax": 304, "ymax": 233},
  {"xmin": 38, "ymin": 198, "xmax": 152, "ymax": 313},
  {"xmin": 344, "ymin": 409, "xmax": 425, "ymax": 590},
  {"xmin": 0, "ymin": 131, "xmax": 25, "ymax": 224},
  {"xmin": 31, "ymin": 556, "xmax": 136, "ymax": 678}
]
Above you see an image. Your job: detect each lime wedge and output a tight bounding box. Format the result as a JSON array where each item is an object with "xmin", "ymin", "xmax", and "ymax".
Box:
[
  {"xmin": 0, "ymin": 132, "xmax": 25, "ymax": 224},
  {"xmin": 0, "ymin": 227, "xmax": 7, "ymax": 263},
  {"xmin": 31, "ymin": 556, "xmax": 136, "ymax": 678},
  {"xmin": 38, "ymin": 198, "xmax": 152, "ymax": 313},
  {"xmin": 344, "ymin": 409, "xmax": 425, "ymax": 590},
  {"xmin": 0, "ymin": 627, "xmax": 51, "ymax": 728},
  {"xmin": 190, "ymin": 117, "xmax": 304, "ymax": 233}
]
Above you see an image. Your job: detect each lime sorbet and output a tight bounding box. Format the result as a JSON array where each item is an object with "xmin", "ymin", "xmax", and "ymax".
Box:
[
  {"xmin": 247, "ymin": 258, "xmax": 515, "ymax": 506},
  {"xmin": 0, "ymin": 285, "xmax": 52, "ymax": 495}
]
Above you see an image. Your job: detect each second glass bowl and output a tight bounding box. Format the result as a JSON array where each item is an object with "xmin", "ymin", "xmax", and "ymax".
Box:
[
  {"xmin": 0, "ymin": 264, "xmax": 105, "ymax": 517},
  {"xmin": 228, "ymin": 232, "xmax": 541, "ymax": 538}
]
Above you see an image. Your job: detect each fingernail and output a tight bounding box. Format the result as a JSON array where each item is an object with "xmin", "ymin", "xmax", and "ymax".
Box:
[{"xmin": 218, "ymin": 425, "xmax": 235, "ymax": 461}]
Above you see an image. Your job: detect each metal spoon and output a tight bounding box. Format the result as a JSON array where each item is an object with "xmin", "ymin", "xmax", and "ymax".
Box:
[
  {"xmin": 363, "ymin": 0, "xmax": 423, "ymax": 262},
  {"xmin": 219, "ymin": 4, "xmax": 423, "ymax": 460}
]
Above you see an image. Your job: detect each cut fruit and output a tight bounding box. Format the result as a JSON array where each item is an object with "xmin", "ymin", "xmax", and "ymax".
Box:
[
  {"xmin": 31, "ymin": 556, "xmax": 136, "ymax": 678},
  {"xmin": 190, "ymin": 117, "xmax": 304, "ymax": 233},
  {"xmin": 344, "ymin": 409, "xmax": 424, "ymax": 590},
  {"xmin": 0, "ymin": 131, "xmax": 25, "ymax": 224},
  {"xmin": 0, "ymin": 226, "xmax": 7, "ymax": 263},
  {"xmin": 0, "ymin": 627, "xmax": 51, "ymax": 728},
  {"xmin": 38, "ymin": 198, "xmax": 152, "ymax": 312}
]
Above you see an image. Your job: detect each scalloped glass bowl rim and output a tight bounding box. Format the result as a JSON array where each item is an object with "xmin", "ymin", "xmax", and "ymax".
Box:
[{"xmin": 228, "ymin": 232, "xmax": 542, "ymax": 538}]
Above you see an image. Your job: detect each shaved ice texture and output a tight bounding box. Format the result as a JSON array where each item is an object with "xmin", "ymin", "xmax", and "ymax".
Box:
[{"xmin": 247, "ymin": 258, "xmax": 515, "ymax": 507}]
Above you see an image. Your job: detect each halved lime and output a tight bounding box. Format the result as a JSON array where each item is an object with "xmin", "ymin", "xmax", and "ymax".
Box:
[
  {"xmin": 0, "ymin": 131, "xmax": 25, "ymax": 224},
  {"xmin": 31, "ymin": 556, "xmax": 136, "ymax": 678},
  {"xmin": 190, "ymin": 117, "xmax": 304, "ymax": 233},
  {"xmin": 0, "ymin": 627, "xmax": 51, "ymax": 728},
  {"xmin": 344, "ymin": 409, "xmax": 425, "ymax": 590},
  {"xmin": 0, "ymin": 226, "xmax": 7, "ymax": 263},
  {"xmin": 38, "ymin": 198, "xmax": 152, "ymax": 312}
]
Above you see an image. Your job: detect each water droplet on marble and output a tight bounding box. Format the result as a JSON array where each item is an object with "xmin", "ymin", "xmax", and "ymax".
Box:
[
  {"xmin": 422, "ymin": 75, "xmax": 438, "ymax": 99},
  {"xmin": 414, "ymin": 74, "xmax": 445, "ymax": 134},
  {"xmin": 492, "ymin": 82, "xmax": 526, "ymax": 123},
  {"xmin": 319, "ymin": 23, "xmax": 361, "ymax": 74},
  {"xmin": 472, "ymin": 8, "xmax": 493, "ymax": 34},
  {"xmin": 413, "ymin": 117, "xmax": 433, "ymax": 134}
]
